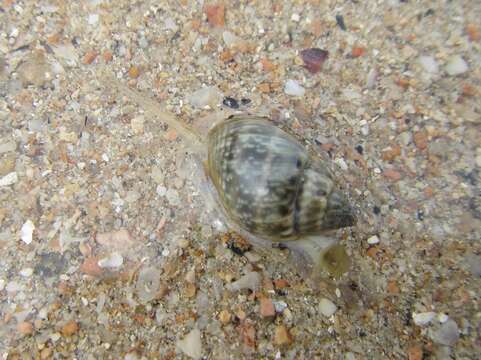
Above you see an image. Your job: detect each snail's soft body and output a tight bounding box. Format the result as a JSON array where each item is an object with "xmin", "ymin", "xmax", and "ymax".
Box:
[{"xmin": 108, "ymin": 75, "xmax": 355, "ymax": 277}]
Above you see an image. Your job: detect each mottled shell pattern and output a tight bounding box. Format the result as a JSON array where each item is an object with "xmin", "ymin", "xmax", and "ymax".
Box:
[{"xmin": 207, "ymin": 115, "xmax": 355, "ymax": 242}]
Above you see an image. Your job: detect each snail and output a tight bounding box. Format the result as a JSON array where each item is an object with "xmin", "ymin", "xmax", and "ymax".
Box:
[{"xmin": 106, "ymin": 74, "xmax": 355, "ymax": 277}]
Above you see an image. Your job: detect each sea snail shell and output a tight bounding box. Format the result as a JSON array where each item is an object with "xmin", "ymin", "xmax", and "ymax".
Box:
[{"xmin": 207, "ymin": 115, "xmax": 355, "ymax": 243}]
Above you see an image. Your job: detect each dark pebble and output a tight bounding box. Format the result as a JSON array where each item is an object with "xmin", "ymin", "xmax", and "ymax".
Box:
[
  {"xmin": 300, "ymin": 48, "xmax": 329, "ymax": 74},
  {"xmin": 223, "ymin": 97, "xmax": 239, "ymax": 109},
  {"xmin": 417, "ymin": 210, "xmax": 424, "ymax": 221},
  {"xmin": 355, "ymin": 145, "xmax": 363, "ymax": 155},
  {"xmin": 241, "ymin": 98, "xmax": 251, "ymax": 106},
  {"xmin": 335, "ymin": 15, "xmax": 346, "ymax": 31},
  {"xmin": 373, "ymin": 206, "xmax": 381, "ymax": 215}
]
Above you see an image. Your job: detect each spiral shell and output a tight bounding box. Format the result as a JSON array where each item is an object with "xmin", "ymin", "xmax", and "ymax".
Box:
[{"xmin": 207, "ymin": 115, "xmax": 355, "ymax": 242}]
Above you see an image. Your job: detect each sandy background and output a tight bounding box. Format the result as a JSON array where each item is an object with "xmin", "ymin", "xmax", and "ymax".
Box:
[{"xmin": 0, "ymin": 0, "xmax": 480, "ymax": 359}]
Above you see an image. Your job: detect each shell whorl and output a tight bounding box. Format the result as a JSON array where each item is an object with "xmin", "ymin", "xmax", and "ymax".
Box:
[{"xmin": 207, "ymin": 115, "xmax": 355, "ymax": 241}]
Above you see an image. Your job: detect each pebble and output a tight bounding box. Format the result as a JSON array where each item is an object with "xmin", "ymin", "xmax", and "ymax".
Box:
[
  {"xmin": 225, "ymin": 271, "xmax": 261, "ymax": 292},
  {"xmin": 0, "ymin": 278, "xmax": 4, "ymax": 291},
  {"xmin": 300, "ymin": 48, "xmax": 328, "ymax": 74},
  {"xmin": 445, "ymin": 55, "xmax": 468, "ymax": 76},
  {"xmin": 61, "ymin": 320, "xmax": 79, "ymax": 336},
  {"xmin": 419, "ymin": 55, "xmax": 439, "ymax": 74},
  {"xmin": 259, "ymin": 297, "xmax": 276, "ymax": 318},
  {"xmin": 367, "ymin": 235, "xmax": 380, "ymax": 245},
  {"xmin": 0, "ymin": 172, "xmax": 18, "ymax": 187},
  {"xmin": 130, "ymin": 115, "xmax": 145, "ymax": 134},
  {"xmin": 204, "ymin": 3, "xmax": 225, "ymax": 27},
  {"xmin": 166, "ymin": 188, "xmax": 180, "ymax": 206},
  {"xmin": 412, "ymin": 311, "xmax": 436, "ymax": 326},
  {"xmin": 16, "ymin": 321, "xmax": 34, "ymax": 336},
  {"xmin": 430, "ymin": 319, "xmax": 460, "ymax": 346},
  {"xmin": 19, "ymin": 267, "xmax": 34, "ymax": 277},
  {"xmin": 222, "ymin": 97, "xmax": 239, "ymax": 109},
  {"xmin": 284, "ymin": 80, "xmax": 305, "ymax": 96},
  {"xmin": 98, "ymin": 252, "xmax": 124, "ymax": 268},
  {"xmin": 177, "ymin": 328, "xmax": 202, "ymax": 359},
  {"xmin": 20, "ymin": 220, "xmax": 35, "ymax": 244},
  {"xmin": 274, "ymin": 325, "xmax": 293, "ymax": 346},
  {"xmin": 318, "ymin": 298, "xmax": 337, "ymax": 317},
  {"xmin": 188, "ymin": 86, "xmax": 222, "ymax": 108},
  {"xmin": 218, "ymin": 309, "xmax": 231, "ymax": 324},
  {"xmin": 80, "ymin": 257, "xmax": 103, "ymax": 277}
]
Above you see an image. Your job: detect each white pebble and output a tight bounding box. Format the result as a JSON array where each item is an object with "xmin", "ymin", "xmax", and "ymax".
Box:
[
  {"xmin": 445, "ymin": 55, "xmax": 468, "ymax": 76},
  {"xmin": 367, "ymin": 235, "xmax": 380, "ymax": 245},
  {"xmin": 437, "ymin": 313, "xmax": 449, "ymax": 323},
  {"xmin": 284, "ymin": 80, "xmax": 305, "ymax": 96},
  {"xmin": 19, "ymin": 268, "xmax": 33, "ymax": 277},
  {"xmin": 177, "ymin": 328, "xmax": 202, "ymax": 360},
  {"xmin": 412, "ymin": 311, "xmax": 436, "ymax": 326},
  {"xmin": 318, "ymin": 298, "xmax": 337, "ymax": 317},
  {"xmin": 20, "ymin": 220, "xmax": 35, "ymax": 244},
  {"xmin": 98, "ymin": 252, "xmax": 123, "ymax": 268},
  {"xmin": 88, "ymin": 14, "xmax": 99, "ymax": 25},
  {"xmin": 0, "ymin": 172, "xmax": 18, "ymax": 187},
  {"xmin": 291, "ymin": 13, "xmax": 300, "ymax": 22},
  {"xmin": 334, "ymin": 158, "xmax": 348, "ymax": 171},
  {"xmin": 0, "ymin": 279, "xmax": 5, "ymax": 291},
  {"xmin": 419, "ymin": 55, "xmax": 439, "ymax": 74},
  {"xmin": 102, "ymin": 153, "xmax": 110, "ymax": 162},
  {"xmin": 430, "ymin": 319, "xmax": 460, "ymax": 346},
  {"xmin": 156, "ymin": 185, "xmax": 167, "ymax": 197}
]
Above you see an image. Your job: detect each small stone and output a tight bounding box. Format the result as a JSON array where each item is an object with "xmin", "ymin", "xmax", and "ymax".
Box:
[
  {"xmin": 61, "ymin": 320, "xmax": 79, "ymax": 336},
  {"xmin": 130, "ymin": 115, "xmax": 145, "ymax": 134},
  {"xmin": 413, "ymin": 131, "xmax": 428, "ymax": 150},
  {"xmin": 284, "ymin": 80, "xmax": 305, "ymax": 96},
  {"xmin": 466, "ymin": 24, "xmax": 480, "ymax": 42},
  {"xmin": 0, "ymin": 172, "xmax": 18, "ymax": 187},
  {"xmin": 20, "ymin": 220, "xmax": 35, "ymax": 244},
  {"xmin": 445, "ymin": 55, "xmax": 468, "ymax": 76},
  {"xmin": 407, "ymin": 344, "xmax": 423, "ymax": 360},
  {"xmin": 258, "ymin": 82, "xmax": 271, "ymax": 93},
  {"xmin": 177, "ymin": 328, "xmax": 202, "ymax": 359},
  {"xmin": 412, "ymin": 312, "xmax": 436, "ymax": 326},
  {"xmin": 259, "ymin": 297, "xmax": 276, "ymax": 318},
  {"xmin": 367, "ymin": 235, "xmax": 380, "ymax": 245},
  {"xmin": 80, "ymin": 257, "xmax": 103, "ymax": 277},
  {"xmin": 300, "ymin": 48, "xmax": 328, "ymax": 74},
  {"xmin": 351, "ymin": 46, "xmax": 365, "ymax": 58},
  {"xmin": 273, "ymin": 279, "xmax": 289, "ymax": 289},
  {"xmin": 188, "ymin": 86, "xmax": 222, "ymax": 108},
  {"xmin": 437, "ymin": 313, "xmax": 449, "ymax": 323},
  {"xmin": 166, "ymin": 188, "xmax": 180, "ymax": 206},
  {"xmin": 274, "ymin": 325, "xmax": 293, "ymax": 346},
  {"xmin": 204, "ymin": 3, "xmax": 225, "ymax": 27},
  {"xmin": 226, "ymin": 271, "xmax": 261, "ymax": 292},
  {"xmin": 430, "ymin": 319, "xmax": 460, "ymax": 346},
  {"xmin": 40, "ymin": 348, "xmax": 52, "ymax": 359},
  {"xmin": 419, "ymin": 55, "xmax": 439, "ymax": 74},
  {"xmin": 103, "ymin": 50, "xmax": 113, "ymax": 62},
  {"xmin": 98, "ymin": 252, "xmax": 123, "ymax": 268},
  {"xmin": 222, "ymin": 97, "xmax": 239, "ymax": 109},
  {"xmin": 318, "ymin": 298, "xmax": 337, "ymax": 317},
  {"xmin": 128, "ymin": 66, "xmax": 140, "ymax": 79},
  {"xmin": 17, "ymin": 321, "xmax": 34, "ymax": 336},
  {"xmin": 19, "ymin": 268, "xmax": 33, "ymax": 277},
  {"xmin": 383, "ymin": 169, "xmax": 402, "ymax": 181},
  {"xmin": 218, "ymin": 310, "xmax": 231, "ymax": 324},
  {"xmin": 88, "ymin": 13, "xmax": 99, "ymax": 25},
  {"xmin": 82, "ymin": 50, "xmax": 97, "ymax": 65}
]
